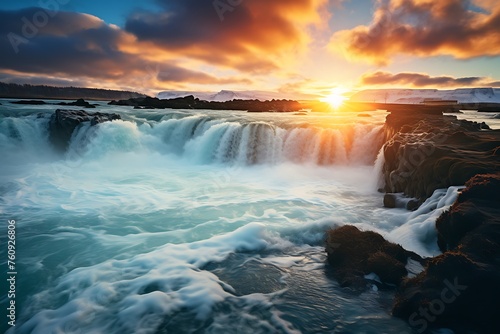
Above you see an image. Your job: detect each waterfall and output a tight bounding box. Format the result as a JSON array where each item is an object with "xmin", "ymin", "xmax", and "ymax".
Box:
[{"xmin": 1, "ymin": 113, "xmax": 385, "ymax": 166}]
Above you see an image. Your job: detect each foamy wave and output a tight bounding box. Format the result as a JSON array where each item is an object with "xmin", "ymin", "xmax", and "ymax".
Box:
[{"xmin": 15, "ymin": 224, "xmax": 270, "ymax": 334}]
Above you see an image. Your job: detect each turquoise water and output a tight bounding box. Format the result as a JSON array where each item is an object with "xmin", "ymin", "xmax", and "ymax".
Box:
[{"xmin": 0, "ymin": 100, "xmax": 459, "ymax": 333}]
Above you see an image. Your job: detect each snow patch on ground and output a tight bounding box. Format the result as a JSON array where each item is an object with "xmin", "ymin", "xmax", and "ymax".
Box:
[{"xmin": 350, "ymin": 88, "xmax": 500, "ymax": 104}]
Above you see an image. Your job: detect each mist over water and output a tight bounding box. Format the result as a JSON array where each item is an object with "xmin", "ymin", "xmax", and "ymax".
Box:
[{"xmin": 0, "ymin": 101, "xmax": 459, "ymax": 333}]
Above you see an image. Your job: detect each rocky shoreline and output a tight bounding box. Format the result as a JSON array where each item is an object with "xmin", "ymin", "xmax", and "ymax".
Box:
[
  {"xmin": 326, "ymin": 108, "xmax": 500, "ymax": 333},
  {"xmin": 109, "ymin": 95, "xmax": 303, "ymax": 112}
]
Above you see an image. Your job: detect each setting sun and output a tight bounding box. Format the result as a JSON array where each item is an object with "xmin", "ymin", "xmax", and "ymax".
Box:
[{"xmin": 321, "ymin": 88, "xmax": 347, "ymax": 109}]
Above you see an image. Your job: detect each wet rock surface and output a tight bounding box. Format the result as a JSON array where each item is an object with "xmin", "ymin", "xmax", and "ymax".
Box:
[
  {"xmin": 382, "ymin": 111, "xmax": 500, "ymax": 202},
  {"xmin": 393, "ymin": 250, "xmax": 500, "ymax": 334},
  {"xmin": 325, "ymin": 225, "xmax": 423, "ymax": 287},
  {"xmin": 436, "ymin": 173, "xmax": 500, "ymax": 251},
  {"xmin": 383, "ymin": 193, "xmax": 420, "ymax": 210},
  {"xmin": 48, "ymin": 109, "xmax": 121, "ymax": 152}
]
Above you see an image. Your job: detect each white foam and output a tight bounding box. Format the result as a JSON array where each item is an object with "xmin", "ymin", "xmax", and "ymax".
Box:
[
  {"xmin": 16, "ymin": 223, "xmax": 269, "ymax": 334},
  {"xmin": 406, "ymin": 258, "xmax": 425, "ymax": 278},
  {"xmin": 372, "ymin": 147, "xmax": 386, "ymax": 190},
  {"xmin": 364, "ymin": 273, "xmax": 382, "ymax": 283},
  {"xmin": 0, "ymin": 114, "xmax": 56, "ymax": 164},
  {"xmin": 384, "ymin": 186, "xmax": 462, "ymax": 257}
]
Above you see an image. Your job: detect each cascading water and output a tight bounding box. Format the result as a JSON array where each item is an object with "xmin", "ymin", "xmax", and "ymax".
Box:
[
  {"xmin": 1, "ymin": 111, "xmax": 385, "ymax": 166},
  {"xmin": 151, "ymin": 117, "xmax": 383, "ymax": 165},
  {"xmin": 0, "ymin": 102, "xmax": 459, "ymax": 334}
]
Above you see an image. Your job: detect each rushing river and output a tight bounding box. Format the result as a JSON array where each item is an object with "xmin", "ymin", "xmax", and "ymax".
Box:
[{"xmin": 0, "ymin": 100, "xmax": 462, "ymax": 333}]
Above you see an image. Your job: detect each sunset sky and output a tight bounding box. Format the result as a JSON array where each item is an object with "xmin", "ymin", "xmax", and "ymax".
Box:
[{"xmin": 1, "ymin": 0, "xmax": 500, "ymax": 98}]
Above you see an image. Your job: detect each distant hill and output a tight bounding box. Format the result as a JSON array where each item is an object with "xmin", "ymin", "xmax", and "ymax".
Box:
[
  {"xmin": 350, "ymin": 88, "xmax": 500, "ymax": 104},
  {"xmin": 157, "ymin": 89, "xmax": 316, "ymax": 102},
  {"xmin": 0, "ymin": 82, "xmax": 147, "ymax": 101}
]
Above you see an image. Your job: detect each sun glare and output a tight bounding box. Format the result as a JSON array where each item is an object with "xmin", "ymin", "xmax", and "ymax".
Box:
[{"xmin": 321, "ymin": 88, "xmax": 347, "ymax": 109}]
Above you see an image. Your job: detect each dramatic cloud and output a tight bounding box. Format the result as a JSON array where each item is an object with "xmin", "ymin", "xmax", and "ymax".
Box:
[
  {"xmin": 2, "ymin": 2, "xmax": 498, "ymax": 93},
  {"xmin": 0, "ymin": 8, "xmax": 251, "ymax": 92},
  {"xmin": 331, "ymin": 0, "xmax": 500, "ymax": 65},
  {"xmin": 361, "ymin": 71, "xmax": 500, "ymax": 87},
  {"xmin": 0, "ymin": 1, "xmax": 327, "ymax": 92},
  {"xmin": 125, "ymin": 0, "xmax": 327, "ymax": 72}
]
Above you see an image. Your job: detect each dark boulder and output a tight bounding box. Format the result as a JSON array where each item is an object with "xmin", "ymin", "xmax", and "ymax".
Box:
[
  {"xmin": 58, "ymin": 98, "xmax": 96, "ymax": 108},
  {"xmin": 366, "ymin": 251, "xmax": 407, "ymax": 285},
  {"xmin": 325, "ymin": 225, "xmax": 423, "ymax": 287},
  {"xmin": 383, "ymin": 193, "xmax": 397, "ymax": 208},
  {"xmin": 48, "ymin": 109, "xmax": 121, "ymax": 152},
  {"xmin": 406, "ymin": 199, "xmax": 420, "ymax": 211},
  {"xmin": 383, "ymin": 193, "xmax": 420, "ymax": 210}
]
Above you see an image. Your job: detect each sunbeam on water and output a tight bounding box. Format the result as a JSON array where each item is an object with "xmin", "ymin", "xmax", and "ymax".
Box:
[{"xmin": 0, "ymin": 101, "xmax": 459, "ymax": 333}]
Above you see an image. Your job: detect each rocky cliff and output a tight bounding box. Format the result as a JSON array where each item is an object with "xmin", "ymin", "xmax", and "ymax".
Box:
[
  {"xmin": 382, "ymin": 110, "xmax": 499, "ymax": 203},
  {"xmin": 325, "ymin": 107, "xmax": 500, "ymax": 333}
]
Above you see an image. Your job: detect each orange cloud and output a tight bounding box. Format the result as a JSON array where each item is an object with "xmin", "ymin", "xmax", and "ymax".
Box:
[
  {"xmin": 125, "ymin": 0, "xmax": 328, "ymax": 72},
  {"xmin": 360, "ymin": 71, "xmax": 500, "ymax": 87},
  {"xmin": 330, "ymin": 0, "xmax": 500, "ymax": 65}
]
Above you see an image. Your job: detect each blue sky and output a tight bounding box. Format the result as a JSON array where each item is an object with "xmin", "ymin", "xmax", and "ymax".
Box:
[{"xmin": 0, "ymin": 0, "xmax": 161, "ymax": 26}]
